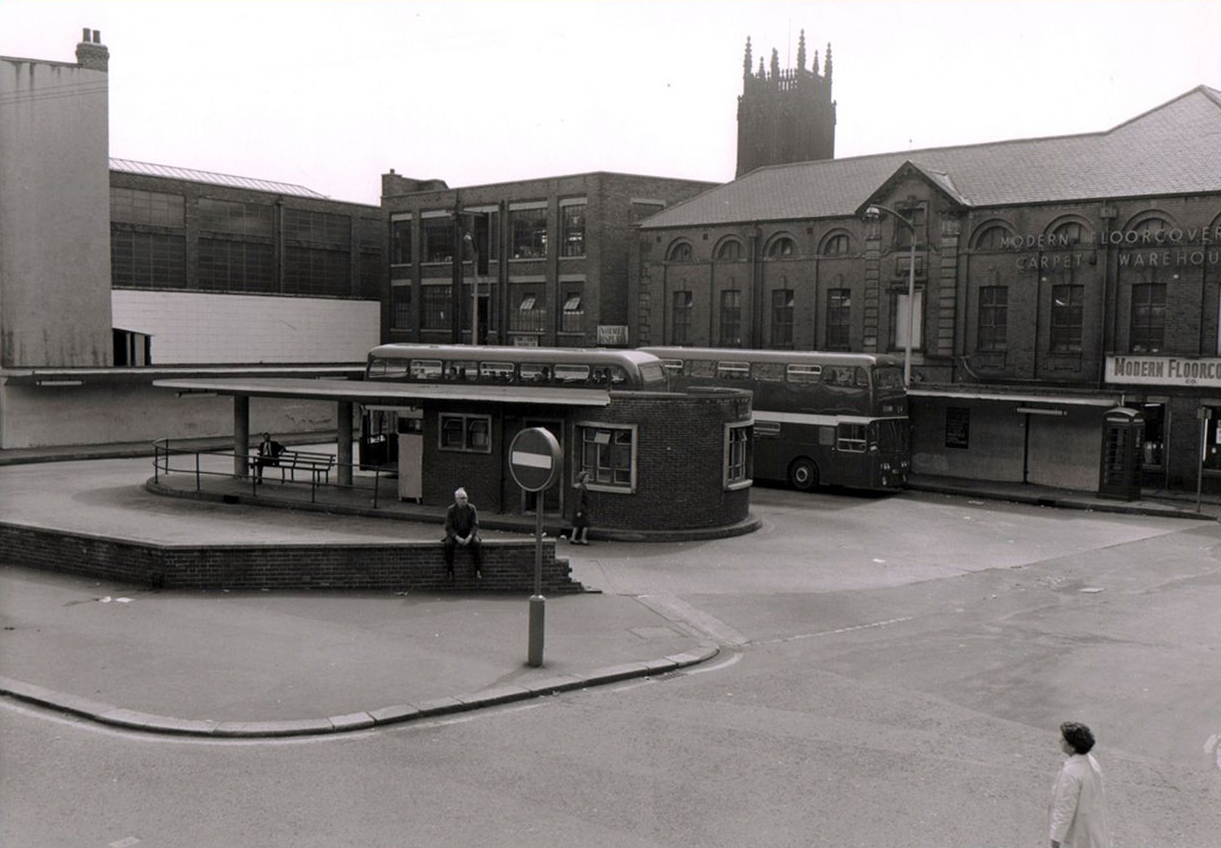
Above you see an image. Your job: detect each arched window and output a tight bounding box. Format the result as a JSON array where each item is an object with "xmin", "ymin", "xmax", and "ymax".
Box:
[
  {"xmin": 1050, "ymin": 221, "xmax": 1087, "ymax": 246},
  {"xmin": 821, "ymin": 233, "xmax": 852, "ymax": 256},
  {"xmin": 973, "ymin": 225, "xmax": 1012, "ymax": 251},
  {"xmin": 667, "ymin": 241, "xmax": 693, "ymax": 262},
  {"xmin": 715, "ymin": 239, "xmax": 744, "ymax": 261},
  {"xmin": 766, "ymin": 236, "xmax": 796, "ymax": 259},
  {"xmin": 1130, "ymin": 216, "xmax": 1173, "ymax": 239}
]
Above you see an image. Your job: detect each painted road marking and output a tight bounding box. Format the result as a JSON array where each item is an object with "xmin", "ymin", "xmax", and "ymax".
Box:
[{"xmin": 759, "ymin": 616, "xmax": 915, "ymax": 644}]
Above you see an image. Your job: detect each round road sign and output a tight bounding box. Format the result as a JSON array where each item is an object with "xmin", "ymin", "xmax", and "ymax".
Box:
[{"xmin": 508, "ymin": 427, "xmax": 561, "ymax": 492}]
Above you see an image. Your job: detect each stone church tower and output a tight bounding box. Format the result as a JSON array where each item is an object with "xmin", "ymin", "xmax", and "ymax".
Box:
[{"xmin": 736, "ymin": 31, "xmax": 836, "ymax": 177}]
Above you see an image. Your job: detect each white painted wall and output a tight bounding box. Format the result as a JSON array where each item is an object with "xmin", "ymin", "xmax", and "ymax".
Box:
[{"xmin": 111, "ymin": 290, "xmax": 380, "ymax": 363}]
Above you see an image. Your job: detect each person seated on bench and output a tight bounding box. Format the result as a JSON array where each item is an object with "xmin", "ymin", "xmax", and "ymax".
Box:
[
  {"xmin": 254, "ymin": 432, "xmax": 285, "ymax": 484},
  {"xmin": 443, "ymin": 487, "xmax": 483, "ymax": 582}
]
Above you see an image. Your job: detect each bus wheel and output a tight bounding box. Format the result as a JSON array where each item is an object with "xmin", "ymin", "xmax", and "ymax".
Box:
[{"xmin": 788, "ymin": 458, "xmax": 819, "ymax": 491}]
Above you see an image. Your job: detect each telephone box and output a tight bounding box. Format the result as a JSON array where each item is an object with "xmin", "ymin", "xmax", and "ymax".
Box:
[{"xmin": 1098, "ymin": 407, "xmax": 1143, "ymax": 500}]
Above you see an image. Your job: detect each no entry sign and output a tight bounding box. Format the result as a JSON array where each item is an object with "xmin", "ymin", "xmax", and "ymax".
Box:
[{"xmin": 509, "ymin": 427, "xmax": 561, "ymax": 492}]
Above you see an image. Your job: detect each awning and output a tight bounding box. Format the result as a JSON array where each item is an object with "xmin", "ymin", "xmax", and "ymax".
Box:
[
  {"xmin": 153, "ymin": 377, "xmax": 612, "ymax": 407},
  {"xmin": 908, "ymin": 388, "xmax": 1120, "ymax": 407}
]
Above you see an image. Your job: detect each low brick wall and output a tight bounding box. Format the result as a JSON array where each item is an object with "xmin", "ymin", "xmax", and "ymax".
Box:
[{"xmin": 0, "ymin": 523, "xmax": 579, "ymax": 593}]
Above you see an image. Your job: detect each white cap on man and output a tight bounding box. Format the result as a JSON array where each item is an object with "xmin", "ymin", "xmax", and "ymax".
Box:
[{"xmin": 454, "ymin": 487, "xmax": 468, "ymax": 499}]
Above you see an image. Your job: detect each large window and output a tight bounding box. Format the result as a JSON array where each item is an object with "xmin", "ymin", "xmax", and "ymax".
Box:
[
  {"xmin": 283, "ymin": 209, "xmax": 350, "ymax": 247},
  {"xmin": 111, "ymin": 188, "xmax": 184, "ymax": 228},
  {"xmin": 390, "ymin": 217, "xmax": 412, "ymax": 266},
  {"xmin": 892, "ymin": 290, "xmax": 924, "ymax": 350},
  {"xmin": 391, "ymin": 285, "xmax": 412, "ymax": 330},
  {"xmin": 198, "ymin": 239, "xmax": 275, "ymax": 292},
  {"xmin": 420, "ymin": 285, "xmax": 450, "ymax": 331},
  {"xmin": 667, "ymin": 241, "xmax": 693, "ymax": 262},
  {"xmin": 724, "ymin": 423, "xmax": 751, "ymax": 489},
  {"xmin": 977, "ymin": 286, "xmax": 1008, "ymax": 351},
  {"xmin": 561, "ymin": 202, "xmax": 585, "ymax": 257},
  {"xmin": 560, "ymin": 288, "xmax": 584, "ymax": 334},
  {"xmin": 110, "ymin": 230, "xmax": 186, "ymax": 288},
  {"xmin": 826, "ymin": 288, "xmax": 851, "ymax": 349},
  {"xmin": 1130, "ymin": 283, "xmax": 1166, "ymax": 353},
  {"xmin": 771, "ymin": 289, "xmax": 794, "ymax": 348},
  {"xmin": 579, "ymin": 424, "xmax": 636, "ymax": 490},
  {"xmin": 719, "ymin": 290, "xmax": 742, "ymax": 347},
  {"xmin": 672, "ymin": 291, "xmax": 693, "ymax": 344},
  {"xmin": 510, "ymin": 206, "xmax": 549, "ymax": 259},
  {"xmin": 198, "ymin": 198, "xmax": 273, "ymax": 237},
  {"xmin": 1051, "ymin": 284, "xmax": 1084, "ymax": 352},
  {"xmin": 421, "ymin": 216, "xmax": 454, "ymax": 264},
  {"xmin": 439, "ymin": 414, "xmax": 491, "ymax": 453},
  {"xmin": 510, "ymin": 291, "xmax": 545, "ymax": 334},
  {"xmin": 821, "ymin": 233, "xmax": 851, "ymax": 256},
  {"xmin": 283, "ymin": 247, "xmax": 349, "ymax": 296},
  {"xmin": 893, "ymin": 206, "xmax": 927, "ymax": 249},
  {"xmin": 716, "ymin": 240, "xmax": 744, "ymax": 261},
  {"xmin": 766, "ymin": 236, "xmax": 796, "ymax": 259}
]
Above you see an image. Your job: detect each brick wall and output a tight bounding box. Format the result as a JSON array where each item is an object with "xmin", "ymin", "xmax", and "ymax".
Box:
[{"xmin": 0, "ymin": 523, "xmax": 580, "ymax": 593}]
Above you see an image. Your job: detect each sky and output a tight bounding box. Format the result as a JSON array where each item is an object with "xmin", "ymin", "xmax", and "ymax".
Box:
[{"xmin": 1, "ymin": 0, "xmax": 1218, "ymax": 206}]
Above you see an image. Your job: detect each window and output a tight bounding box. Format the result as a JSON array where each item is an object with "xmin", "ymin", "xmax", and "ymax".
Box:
[
  {"xmin": 420, "ymin": 285, "xmax": 450, "ymax": 331},
  {"xmin": 390, "ymin": 217, "xmax": 412, "ymax": 266},
  {"xmin": 510, "ymin": 206, "xmax": 548, "ymax": 259},
  {"xmin": 787, "ymin": 363, "xmax": 822, "ymax": 383},
  {"xmin": 284, "ymin": 247, "xmax": 349, "ymax": 296},
  {"xmin": 561, "ymin": 291, "xmax": 584, "ymax": 334},
  {"xmin": 821, "ymin": 233, "xmax": 851, "ymax": 256},
  {"xmin": 421, "ymin": 217, "xmax": 454, "ymax": 263},
  {"xmin": 973, "ymin": 225, "xmax": 1011, "ymax": 250},
  {"xmin": 198, "ymin": 239, "xmax": 275, "ymax": 292},
  {"xmin": 391, "ymin": 285, "xmax": 412, "ymax": 330},
  {"xmin": 198, "ymin": 198, "xmax": 273, "ymax": 237},
  {"xmin": 892, "ymin": 290, "xmax": 924, "ymax": 350},
  {"xmin": 439, "ymin": 414, "xmax": 491, "ymax": 453},
  {"xmin": 893, "ymin": 206, "xmax": 926, "ymax": 249},
  {"xmin": 837, "ymin": 422, "xmax": 867, "ymax": 453},
  {"xmin": 511, "ymin": 292, "xmax": 545, "ymax": 333},
  {"xmin": 579, "ymin": 424, "xmax": 636, "ymax": 490},
  {"xmin": 359, "ymin": 250, "xmax": 382, "ymax": 298},
  {"xmin": 1050, "ymin": 284, "xmax": 1084, "ymax": 352},
  {"xmin": 554, "ymin": 363, "xmax": 591, "ymax": 383},
  {"xmin": 724, "ymin": 423, "xmax": 751, "ymax": 489},
  {"xmin": 560, "ymin": 202, "xmax": 585, "ymax": 257},
  {"xmin": 1130, "ymin": 283, "xmax": 1166, "ymax": 352},
  {"xmin": 977, "ymin": 286, "xmax": 1008, "ymax": 352},
  {"xmin": 826, "ymin": 288, "xmax": 851, "ymax": 349},
  {"xmin": 110, "ymin": 230, "xmax": 186, "ymax": 288},
  {"xmin": 671, "ymin": 291, "xmax": 693, "ymax": 344},
  {"xmin": 667, "ymin": 241, "xmax": 693, "ymax": 262},
  {"xmin": 824, "ymin": 366, "xmax": 867, "ymax": 387},
  {"xmin": 751, "ymin": 362, "xmax": 785, "ymax": 381},
  {"xmin": 766, "ymin": 236, "xmax": 796, "ymax": 259},
  {"xmin": 716, "ymin": 240, "xmax": 744, "ymax": 261},
  {"xmin": 283, "ymin": 209, "xmax": 350, "ymax": 247},
  {"xmin": 1138, "ymin": 402, "xmax": 1166, "ymax": 467},
  {"xmin": 719, "ymin": 290, "xmax": 742, "ymax": 347},
  {"xmin": 717, "ymin": 361, "xmax": 750, "ymax": 380},
  {"xmin": 110, "ymin": 188, "xmax": 184, "ymax": 228},
  {"xmin": 410, "ymin": 359, "xmax": 442, "ymax": 379},
  {"xmin": 771, "ymin": 289, "xmax": 794, "ymax": 348},
  {"xmin": 1051, "ymin": 221, "xmax": 1086, "ymax": 246},
  {"xmin": 480, "ymin": 361, "xmax": 515, "ymax": 380}
]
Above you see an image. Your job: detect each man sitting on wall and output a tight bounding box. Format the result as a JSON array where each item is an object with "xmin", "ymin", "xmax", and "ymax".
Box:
[{"xmin": 443, "ymin": 487, "xmax": 483, "ymax": 582}]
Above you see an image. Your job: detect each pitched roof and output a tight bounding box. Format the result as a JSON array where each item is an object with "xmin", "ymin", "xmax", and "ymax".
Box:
[
  {"xmin": 641, "ymin": 86, "xmax": 1221, "ymax": 229},
  {"xmin": 109, "ymin": 158, "xmax": 328, "ymax": 198}
]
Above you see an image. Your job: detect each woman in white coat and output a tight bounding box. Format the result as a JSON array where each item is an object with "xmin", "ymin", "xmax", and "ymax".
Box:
[{"xmin": 1049, "ymin": 721, "xmax": 1111, "ymax": 848}]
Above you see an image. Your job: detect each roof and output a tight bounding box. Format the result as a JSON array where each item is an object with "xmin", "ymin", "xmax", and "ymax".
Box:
[
  {"xmin": 642, "ymin": 85, "xmax": 1221, "ymax": 228},
  {"xmin": 110, "ymin": 158, "xmax": 328, "ymax": 199}
]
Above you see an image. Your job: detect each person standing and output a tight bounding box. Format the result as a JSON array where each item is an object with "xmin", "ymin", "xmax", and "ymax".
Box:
[
  {"xmin": 569, "ymin": 470, "xmax": 591, "ymax": 545},
  {"xmin": 443, "ymin": 487, "xmax": 482, "ymax": 581},
  {"xmin": 254, "ymin": 432, "xmax": 285, "ymax": 484},
  {"xmin": 1049, "ymin": 721, "xmax": 1111, "ymax": 848}
]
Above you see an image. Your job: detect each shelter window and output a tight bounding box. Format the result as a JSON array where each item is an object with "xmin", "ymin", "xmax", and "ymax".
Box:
[
  {"xmin": 439, "ymin": 414, "xmax": 492, "ymax": 454},
  {"xmin": 724, "ymin": 423, "xmax": 752, "ymax": 489},
  {"xmin": 579, "ymin": 424, "xmax": 637, "ymax": 490}
]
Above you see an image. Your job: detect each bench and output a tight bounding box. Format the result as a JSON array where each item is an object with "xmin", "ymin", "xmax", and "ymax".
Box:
[{"xmin": 251, "ymin": 450, "xmax": 336, "ymax": 485}]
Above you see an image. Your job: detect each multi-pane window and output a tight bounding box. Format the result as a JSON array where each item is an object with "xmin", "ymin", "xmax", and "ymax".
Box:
[
  {"xmin": 420, "ymin": 285, "xmax": 450, "ymax": 331},
  {"xmin": 973, "ymin": 225, "xmax": 1011, "ymax": 250},
  {"xmin": 822, "ymin": 233, "xmax": 851, "ymax": 256},
  {"xmin": 560, "ymin": 202, "xmax": 585, "ymax": 257},
  {"xmin": 771, "ymin": 289, "xmax": 794, "ymax": 348},
  {"xmin": 672, "ymin": 291, "xmax": 693, "ymax": 344},
  {"xmin": 510, "ymin": 292, "xmax": 545, "ymax": 333},
  {"xmin": 283, "ymin": 247, "xmax": 349, "ymax": 296},
  {"xmin": 560, "ymin": 292, "xmax": 584, "ymax": 334},
  {"xmin": 1130, "ymin": 283, "xmax": 1166, "ymax": 352},
  {"xmin": 391, "ymin": 285, "xmax": 412, "ymax": 330},
  {"xmin": 439, "ymin": 414, "xmax": 491, "ymax": 453},
  {"xmin": 510, "ymin": 206, "xmax": 548, "ymax": 259},
  {"xmin": 1051, "ymin": 221, "xmax": 1086, "ymax": 246},
  {"xmin": 198, "ymin": 239, "xmax": 275, "ymax": 292},
  {"xmin": 667, "ymin": 242, "xmax": 693, "ymax": 262},
  {"xmin": 893, "ymin": 206, "xmax": 926, "ymax": 249},
  {"xmin": 826, "ymin": 288, "xmax": 851, "ymax": 349},
  {"xmin": 837, "ymin": 422, "xmax": 868, "ymax": 453},
  {"xmin": 283, "ymin": 209, "xmax": 350, "ymax": 247},
  {"xmin": 1050, "ymin": 284, "xmax": 1084, "ymax": 352},
  {"xmin": 390, "ymin": 217, "xmax": 412, "ymax": 266},
  {"xmin": 716, "ymin": 240, "xmax": 744, "ymax": 261},
  {"xmin": 197, "ymin": 198, "xmax": 273, "ymax": 237},
  {"xmin": 719, "ymin": 290, "xmax": 743, "ymax": 347},
  {"xmin": 766, "ymin": 237, "xmax": 796, "ymax": 259},
  {"xmin": 892, "ymin": 290, "xmax": 924, "ymax": 350},
  {"xmin": 977, "ymin": 286, "xmax": 1008, "ymax": 351},
  {"xmin": 421, "ymin": 217, "xmax": 454, "ymax": 264},
  {"xmin": 724, "ymin": 424, "xmax": 751, "ymax": 488},
  {"xmin": 359, "ymin": 250, "xmax": 382, "ymax": 298},
  {"xmin": 579, "ymin": 425, "xmax": 635, "ymax": 490},
  {"xmin": 110, "ymin": 231, "xmax": 186, "ymax": 287},
  {"xmin": 110, "ymin": 188, "xmax": 184, "ymax": 228}
]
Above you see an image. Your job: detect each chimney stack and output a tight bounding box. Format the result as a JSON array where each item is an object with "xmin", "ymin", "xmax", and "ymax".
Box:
[{"xmin": 75, "ymin": 28, "xmax": 109, "ymax": 72}]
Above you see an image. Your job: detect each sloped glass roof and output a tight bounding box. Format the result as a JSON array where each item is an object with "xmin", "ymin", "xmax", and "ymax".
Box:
[{"xmin": 109, "ymin": 157, "xmax": 327, "ymax": 198}]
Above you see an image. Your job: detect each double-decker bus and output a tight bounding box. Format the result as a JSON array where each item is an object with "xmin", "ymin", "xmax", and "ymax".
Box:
[{"xmin": 640, "ymin": 347, "xmax": 909, "ymax": 491}]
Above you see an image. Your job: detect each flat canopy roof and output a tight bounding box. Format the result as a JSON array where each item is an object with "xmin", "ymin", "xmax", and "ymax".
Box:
[
  {"xmin": 909, "ymin": 388, "xmax": 1120, "ymax": 407},
  {"xmin": 153, "ymin": 377, "xmax": 612, "ymax": 407}
]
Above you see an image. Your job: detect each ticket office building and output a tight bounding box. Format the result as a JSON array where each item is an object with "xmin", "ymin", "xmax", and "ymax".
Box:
[{"xmin": 635, "ymin": 86, "xmax": 1221, "ymax": 493}]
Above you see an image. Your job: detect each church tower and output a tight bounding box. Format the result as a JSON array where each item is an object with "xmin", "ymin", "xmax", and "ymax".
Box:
[{"xmin": 736, "ymin": 31, "xmax": 836, "ymax": 177}]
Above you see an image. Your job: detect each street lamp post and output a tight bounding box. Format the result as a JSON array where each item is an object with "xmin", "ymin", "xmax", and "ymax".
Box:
[{"xmin": 865, "ymin": 204, "xmax": 918, "ymax": 388}]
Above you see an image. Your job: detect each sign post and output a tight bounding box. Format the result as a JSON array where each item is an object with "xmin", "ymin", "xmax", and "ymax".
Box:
[{"xmin": 508, "ymin": 427, "xmax": 561, "ymax": 667}]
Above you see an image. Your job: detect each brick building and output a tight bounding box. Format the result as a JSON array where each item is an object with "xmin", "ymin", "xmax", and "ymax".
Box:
[
  {"xmin": 380, "ymin": 171, "xmax": 714, "ymax": 350},
  {"xmin": 635, "ymin": 86, "xmax": 1221, "ymax": 494}
]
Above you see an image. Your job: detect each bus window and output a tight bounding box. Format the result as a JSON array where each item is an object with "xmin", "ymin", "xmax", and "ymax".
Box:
[
  {"xmin": 521, "ymin": 363, "xmax": 551, "ymax": 382},
  {"xmin": 836, "ymin": 423, "xmax": 867, "ymax": 452},
  {"xmin": 638, "ymin": 362, "xmax": 667, "ymax": 386},
  {"xmin": 754, "ymin": 420, "xmax": 782, "ymax": 437},
  {"xmin": 607, "ymin": 365, "xmax": 629, "ymax": 385},
  {"xmin": 410, "ymin": 359, "xmax": 442, "ymax": 379},
  {"xmin": 819, "ymin": 426, "xmax": 835, "ymax": 446},
  {"xmin": 787, "ymin": 364, "xmax": 822, "ymax": 384},
  {"xmin": 752, "ymin": 362, "xmax": 785, "ymax": 382},
  {"xmin": 717, "ymin": 361, "xmax": 750, "ymax": 380},
  {"xmin": 874, "ymin": 366, "xmax": 904, "ymax": 390},
  {"xmin": 445, "ymin": 360, "xmax": 478, "ymax": 381},
  {"xmin": 690, "ymin": 360, "xmax": 717, "ymax": 378},
  {"xmin": 554, "ymin": 363, "xmax": 591, "ymax": 383},
  {"xmin": 659, "ymin": 359, "xmax": 684, "ymax": 373},
  {"xmin": 481, "ymin": 361, "xmax": 515, "ymax": 381},
  {"xmin": 368, "ymin": 358, "xmax": 408, "ymax": 379},
  {"xmin": 824, "ymin": 365, "xmax": 867, "ymax": 387}
]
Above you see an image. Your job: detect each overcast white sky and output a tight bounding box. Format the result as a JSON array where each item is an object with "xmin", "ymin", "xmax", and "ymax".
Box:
[{"xmin": 2, "ymin": 1, "xmax": 1217, "ymax": 206}]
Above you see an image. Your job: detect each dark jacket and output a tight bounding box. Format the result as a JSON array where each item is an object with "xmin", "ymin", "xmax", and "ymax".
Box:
[{"xmin": 444, "ymin": 502, "xmax": 479, "ymax": 540}]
